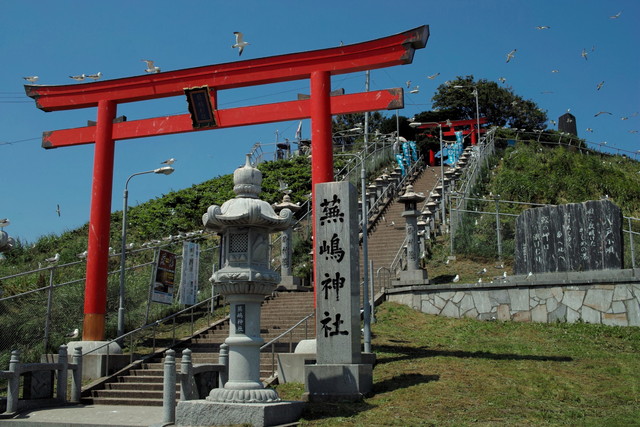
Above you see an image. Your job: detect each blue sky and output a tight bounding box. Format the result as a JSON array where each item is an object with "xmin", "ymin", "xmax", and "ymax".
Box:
[{"xmin": 0, "ymin": 0, "xmax": 638, "ymax": 244}]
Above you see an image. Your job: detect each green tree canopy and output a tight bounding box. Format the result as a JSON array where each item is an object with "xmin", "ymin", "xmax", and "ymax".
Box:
[{"xmin": 432, "ymin": 75, "xmax": 548, "ymax": 130}]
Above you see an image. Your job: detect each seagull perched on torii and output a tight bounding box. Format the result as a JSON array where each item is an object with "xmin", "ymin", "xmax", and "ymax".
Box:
[{"xmin": 142, "ymin": 60, "xmax": 161, "ymax": 73}]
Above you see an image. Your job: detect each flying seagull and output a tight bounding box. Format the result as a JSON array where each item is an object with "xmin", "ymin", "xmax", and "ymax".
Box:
[
  {"xmin": 69, "ymin": 74, "xmax": 86, "ymax": 81},
  {"xmin": 586, "ymin": 128, "xmax": 594, "ymax": 132},
  {"xmin": 596, "ymin": 81, "xmax": 605, "ymax": 91},
  {"xmin": 409, "ymin": 85, "xmax": 419, "ymax": 94},
  {"xmin": 232, "ymin": 31, "xmax": 249, "ymax": 56},
  {"xmin": 86, "ymin": 72, "xmax": 102, "ymax": 81},
  {"xmin": 0, "ymin": 218, "xmax": 9, "ymax": 228},
  {"xmin": 609, "ymin": 11, "xmax": 622, "ymax": 19},
  {"xmin": 551, "ymin": 69, "xmax": 559, "ymax": 73},
  {"xmin": 142, "ymin": 60, "xmax": 161, "ymax": 73},
  {"xmin": 56, "ymin": 204, "xmax": 61, "ymax": 217},
  {"xmin": 427, "ymin": 72, "xmax": 440, "ymax": 80},
  {"xmin": 406, "ymin": 80, "xmax": 411, "ymax": 88},
  {"xmin": 161, "ymin": 158, "xmax": 175, "ymax": 165},
  {"xmin": 581, "ymin": 49, "xmax": 588, "ymax": 61},
  {"xmin": 23, "ymin": 76, "xmax": 38, "ymax": 83},
  {"xmin": 505, "ymin": 49, "xmax": 517, "ymax": 63},
  {"xmin": 594, "ymin": 111, "xmax": 612, "ymax": 117},
  {"xmin": 498, "ymin": 76, "xmax": 507, "ymax": 84},
  {"xmin": 535, "ymin": 26, "xmax": 551, "ymax": 30}
]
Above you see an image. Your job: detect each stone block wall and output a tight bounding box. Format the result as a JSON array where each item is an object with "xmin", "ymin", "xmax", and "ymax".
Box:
[{"xmin": 386, "ymin": 270, "xmax": 640, "ymax": 327}]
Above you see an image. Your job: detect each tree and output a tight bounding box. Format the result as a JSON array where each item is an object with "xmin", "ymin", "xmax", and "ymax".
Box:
[{"xmin": 432, "ymin": 75, "xmax": 547, "ymax": 130}]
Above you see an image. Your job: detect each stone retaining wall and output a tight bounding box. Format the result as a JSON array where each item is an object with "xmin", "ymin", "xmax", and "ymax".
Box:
[{"xmin": 386, "ymin": 269, "xmax": 640, "ymax": 327}]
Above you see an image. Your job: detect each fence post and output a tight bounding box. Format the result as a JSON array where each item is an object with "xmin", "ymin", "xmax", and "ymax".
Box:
[
  {"xmin": 495, "ymin": 196, "xmax": 503, "ymax": 260},
  {"xmin": 629, "ymin": 217, "xmax": 636, "ymax": 269},
  {"xmin": 70, "ymin": 346, "xmax": 83, "ymax": 402},
  {"xmin": 43, "ymin": 267, "xmax": 55, "ymax": 352},
  {"xmin": 218, "ymin": 343, "xmax": 229, "ymax": 388},
  {"xmin": 163, "ymin": 349, "xmax": 176, "ymax": 424},
  {"xmin": 7, "ymin": 350, "xmax": 20, "ymax": 413},
  {"xmin": 180, "ymin": 349, "xmax": 193, "ymax": 400},
  {"xmin": 56, "ymin": 345, "xmax": 68, "ymax": 401}
]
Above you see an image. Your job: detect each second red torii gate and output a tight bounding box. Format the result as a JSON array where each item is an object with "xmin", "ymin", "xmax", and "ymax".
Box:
[{"xmin": 25, "ymin": 25, "xmax": 429, "ymax": 342}]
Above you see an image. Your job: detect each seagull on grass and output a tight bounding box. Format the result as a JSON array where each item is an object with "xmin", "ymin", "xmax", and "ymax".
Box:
[
  {"xmin": 23, "ymin": 76, "xmax": 38, "ymax": 83},
  {"xmin": 232, "ymin": 32, "xmax": 249, "ymax": 56},
  {"xmin": 452, "ymin": 274, "xmax": 460, "ymax": 283},
  {"xmin": 142, "ymin": 60, "xmax": 161, "ymax": 73}
]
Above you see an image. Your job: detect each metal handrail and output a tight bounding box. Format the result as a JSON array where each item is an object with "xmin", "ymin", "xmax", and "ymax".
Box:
[{"xmin": 260, "ymin": 311, "xmax": 315, "ymax": 378}]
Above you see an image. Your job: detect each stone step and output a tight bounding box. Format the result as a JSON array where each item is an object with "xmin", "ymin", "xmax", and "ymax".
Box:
[
  {"xmin": 89, "ymin": 397, "xmax": 164, "ymax": 407},
  {"xmin": 105, "ymin": 382, "xmax": 181, "ymax": 391},
  {"xmin": 92, "ymin": 389, "xmax": 179, "ymax": 400}
]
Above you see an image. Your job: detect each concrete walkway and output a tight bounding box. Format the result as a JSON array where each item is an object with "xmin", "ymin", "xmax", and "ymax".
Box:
[{"xmin": 0, "ymin": 404, "xmax": 166, "ymax": 427}]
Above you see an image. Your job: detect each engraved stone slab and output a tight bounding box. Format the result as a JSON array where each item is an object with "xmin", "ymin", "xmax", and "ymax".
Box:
[
  {"xmin": 314, "ymin": 181, "xmax": 361, "ymax": 365},
  {"xmin": 514, "ymin": 200, "xmax": 623, "ymax": 274}
]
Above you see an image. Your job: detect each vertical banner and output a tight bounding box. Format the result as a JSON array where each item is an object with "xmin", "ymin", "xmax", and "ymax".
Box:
[
  {"xmin": 179, "ymin": 241, "xmax": 200, "ymax": 305},
  {"xmin": 315, "ymin": 181, "xmax": 361, "ymax": 365},
  {"xmin": 152, "ymin": 249, "xmax": 176, "ymax": 305}
]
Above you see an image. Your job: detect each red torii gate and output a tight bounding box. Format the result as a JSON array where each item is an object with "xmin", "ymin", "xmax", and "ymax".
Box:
[
  {"xmin": 417, "ymin": 117, "xmax": 488, "ymax": 145},
  {"xmin": 25, "ymin": 26, "xmax": 429, "ymax": 342}
]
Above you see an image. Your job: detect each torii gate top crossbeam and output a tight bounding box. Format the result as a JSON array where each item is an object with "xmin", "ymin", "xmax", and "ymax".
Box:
[{"xmin": 25, "ymin": 25, "xmax": 429, "ymax": 112}]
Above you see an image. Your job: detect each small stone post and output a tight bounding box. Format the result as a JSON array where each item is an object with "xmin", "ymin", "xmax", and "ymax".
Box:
[
  {"xmin": 393, "ymin": 185, "xmax": 429, "ymax": 286},
  {"xmin": 180, "ymin": 349, "xmax": 193, "ymax": 400},
  {"xmin": 56, "ymin": 345, "xmax": 68, "ymax": 401},
  {"xmin": 163, "ymin": 349, "xmax": 176, "ymax": 424},
  {"xmin": 218, "ymin": 343, "xmax": 229, "ymax": 388},
  {"xmin": 7, "ymin": 350, "xmax": 20, "ymax": 414},
  {"xmin": 70, "ymin": 346, "xmax": 82, "ymax": 403}
]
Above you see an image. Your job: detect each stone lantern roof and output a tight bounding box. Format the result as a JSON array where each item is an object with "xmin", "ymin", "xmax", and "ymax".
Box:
[
  {"xmin": 202, "ymin": 155, "xmax": 294, "ymax": 232},
  {"xmin": 398, "ymin": 184, "xmax": 426, "ymax": 204}
]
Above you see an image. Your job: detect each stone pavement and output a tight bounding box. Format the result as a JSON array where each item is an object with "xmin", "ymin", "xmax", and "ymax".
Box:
[{"xmin": 0, "ymin": 404, "xmax": 166, "ymax": 427}]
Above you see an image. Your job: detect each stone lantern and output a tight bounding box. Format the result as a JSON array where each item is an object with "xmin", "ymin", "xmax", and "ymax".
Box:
[
  {"xmin": 177, "ymin": 155, "xmax": 303, "ymax": 426},
  {"xmin": 273, "ymin": 194, "xmax": 303, "ymax": 290},
  {"xmin": 393, "ymin": 184, "xmax": 429, "ymax": 287}
]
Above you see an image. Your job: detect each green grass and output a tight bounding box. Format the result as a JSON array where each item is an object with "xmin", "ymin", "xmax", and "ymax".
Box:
[{"xmin": 275, "ymin": 302, "xmax": 640, "ymax": 426}]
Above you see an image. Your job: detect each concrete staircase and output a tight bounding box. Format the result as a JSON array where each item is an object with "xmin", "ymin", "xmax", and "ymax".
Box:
[
  {"xmin": 87, "ymin": 291, "xmax": 315, "ymax": 406},
  {"xmin": 362, "ymin": 166, "xmax": 441, "ymax": 277}
]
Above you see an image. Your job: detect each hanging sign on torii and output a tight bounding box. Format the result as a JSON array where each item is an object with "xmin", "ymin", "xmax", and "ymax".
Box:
[{"xmin": 25, "ymin": 25, "xmax": 429, "ymax": 342}]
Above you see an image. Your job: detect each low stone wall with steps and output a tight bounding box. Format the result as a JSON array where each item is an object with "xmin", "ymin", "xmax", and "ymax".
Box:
[{"xmin": 387, "ymin": 269, "xmax": 640, "ymax": 326}]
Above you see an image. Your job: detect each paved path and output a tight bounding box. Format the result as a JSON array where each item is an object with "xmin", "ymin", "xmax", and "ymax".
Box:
[{"xmin": 0, "ymin": 404, "xmax": 166, "ymax": 427}]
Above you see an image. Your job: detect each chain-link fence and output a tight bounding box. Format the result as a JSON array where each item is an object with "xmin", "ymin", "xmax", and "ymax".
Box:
[{"xmin": 0, "ymin": 237, "xmax": 221, "ymax": 370}]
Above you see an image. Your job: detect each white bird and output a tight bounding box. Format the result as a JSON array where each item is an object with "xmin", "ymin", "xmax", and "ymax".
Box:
[
  {"xmin": 477, "ymin": 278, "xmax": 483, "ymax": 283},
  {"xmin": 594, "ymin": 111, "xmax": 612, "ymax": 117},
  {"xmin": 409, "ymin": 85, "xmax": 419, "ymax": 94},
  {"xmin": 535, "ymin": 26, "xmax": 551, "ymax": 30},
  {"xmin": 161, "ymin": 158, "xmax": 175, "ymax": 165},
  {"xmin": 581, "ymin": 49, "xmax": 588, "ymax": 61},
  {"xmin": 452, "ymin": 274, "xmax": 460, "ymax": 283},
  {"xmin": 23, "ymin": 76, "xmax": 39, "ymax": 83},
  {"xmin": 427, "ymin": 72, "xmax": 440, "ymax": 80},
  {"xmin": 609, "ymin": 11, "xmax": 622, "ymax": 19},
  {"xmin": 498, "ymin": 77, "xmax": 507, "ymax": 84},
  {"xmin": 478, "ymin": 267, "xmax": 487, "ymax": 275},
  {"xmin": 502, "ymin": 271, "xmax": 507, "ymax": 278},
  {"xmin": 86, "ymin": 72, "xmax": 102, "ymax": 81},
  {"xmin": 77, "ymin": 250, "xmax": 88, "ymax": 259},
  {"xmin": 45, "ymin": 253, "xmax": 60, "ymax": 263},
  {"xmin": 65, "ymin": 328, "xmax": 79, "ymax": 339},
  {"xmin": 232, "ymin": 31, "xmax": 249, "ymax": 56},
  {"xmin": 596, "ymin": 81, "xmax": 605, "ymax": 91},
  {"xmin": 586, "ymin": 128, "xmax": 594, "ymax": 132},
  {"xmin": 0, "ymin": 218, "xmax": 9, "ymax": 228},
  {"xmin": 621, "ymin": 116, "xmax": 629, "ymax": 121},
  {"xmin": 56, "ymin": 204, "xmax": 61, "ymax": 217},
  {"xmin": 505, "ymin": 49, "xmax": 517, "ymax": 63},
  {"xmin": 69, "ymin": 74, "xmax": 86, "ymax": 81},
  {"xmin": 142, "ymin": 60, "xmax": 161, "ymax": 73},
  {"xmin": 629, "ymin": 130, "xmax": 638, "ymax": 134},
  {"xmin": 126, "ymin": 242, "xmax": 135, "ymax": 250},
  {"xmin": 551, "ymin": 69, "xmax": 559, "ymax": 73},
  {"xmin": 406, "ymin": 80, "xmax": 411, "ymax": 88},
  {"xmin": 526, "ymin": 272, "xmax": 533, "ymax": 279}
]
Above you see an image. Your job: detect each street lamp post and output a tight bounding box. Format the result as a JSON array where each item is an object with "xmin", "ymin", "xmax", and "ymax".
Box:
[
  {"xmin": 118, "ymin": 165, "xmax": 175, "ymax": 340},
  {"xmin": 336, "ymin": 153, "xmax": 371, "ymax": 354}
]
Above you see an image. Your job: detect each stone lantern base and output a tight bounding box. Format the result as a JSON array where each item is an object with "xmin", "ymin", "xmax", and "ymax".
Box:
[{"xmin": 176, "ymin": 400, "xmax": 305, "ymax": 427}]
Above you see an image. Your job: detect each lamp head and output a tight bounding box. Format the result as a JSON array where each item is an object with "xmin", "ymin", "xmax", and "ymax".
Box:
[{"xmin": 154, "ymin": 166, "xmax": 175, "ymax": 175}]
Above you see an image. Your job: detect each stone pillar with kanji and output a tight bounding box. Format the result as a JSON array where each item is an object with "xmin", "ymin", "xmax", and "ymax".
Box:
[{"xmin": 304, "ymin": 181, "xmax": 373, "ymax": 402}]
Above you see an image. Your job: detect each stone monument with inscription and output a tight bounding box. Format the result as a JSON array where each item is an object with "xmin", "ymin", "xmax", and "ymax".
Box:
[
  {"xmin": 304, "ymin": 181, "xmax": 373, "ymax": 402},
  {"xmin": 514, "ymin": 199, "xmax": 623, "ymax": 275}
]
